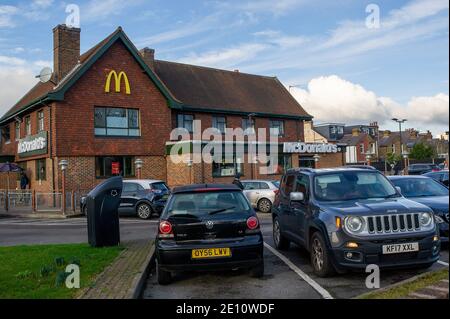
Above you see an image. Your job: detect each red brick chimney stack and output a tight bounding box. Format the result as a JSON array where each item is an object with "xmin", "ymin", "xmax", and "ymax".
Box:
[
  {"xmin": 140, "ymin": 47, "xmax": 155, "ymax": 70},
  {"xmin": 53, "ymin": 24, "xmax": 81, "ymax": 83}
]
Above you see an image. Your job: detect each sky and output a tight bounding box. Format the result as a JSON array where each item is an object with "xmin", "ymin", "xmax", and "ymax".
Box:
[{"xmin": 0, "ymin": 0, "xmax": 448, "ymax": 135}]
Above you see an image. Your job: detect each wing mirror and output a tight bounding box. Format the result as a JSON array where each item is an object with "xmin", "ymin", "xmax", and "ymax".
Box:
[
  {"xmin": 395, "ymin": 186, "xmax": 402, "ymax": 195},
  {"xmin": 290, "ymin": 192, "xmax": 305, "ymax": 202}
]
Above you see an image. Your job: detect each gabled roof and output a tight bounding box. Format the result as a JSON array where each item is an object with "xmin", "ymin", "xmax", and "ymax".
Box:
[
  {"xmin": 1, "ymin": 27, "xmax": 312, "ymax": 124},
  {"xmin": 154, "ymin": 60, "xmax": 312, "ymax": 119},
  {"xmin": 0, "ymin": 27, "xmax": 180, "ymax": 124},
  {"xmin": 339, "ymin": 133, "xmax": 370, "ymax": 146}
]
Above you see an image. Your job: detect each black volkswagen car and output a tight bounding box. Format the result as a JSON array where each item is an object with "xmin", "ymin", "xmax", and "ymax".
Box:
[
  {"xmin": 155, "ymin": 184, "xmax": 264, "ymax": 285},
  {"xmin": 389, "ymin": 175, "xmax": 449, "ymax": 244},
  {"xmin": 273, "ymin": 168, "xmax": 440, "ymax": 277}
]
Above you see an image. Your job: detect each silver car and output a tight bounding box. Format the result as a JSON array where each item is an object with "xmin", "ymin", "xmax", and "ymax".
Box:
[{"xmin": 241, "ymin": 180, "xmax": 280, "ymax": 213}]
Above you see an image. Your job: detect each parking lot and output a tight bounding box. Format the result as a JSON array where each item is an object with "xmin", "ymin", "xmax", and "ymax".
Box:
[{"xmin": 144, "ymin": 214, "xmax": 449, "ymax": 299}]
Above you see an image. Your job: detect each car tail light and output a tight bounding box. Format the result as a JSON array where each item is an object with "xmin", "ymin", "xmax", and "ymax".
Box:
[
  {"xmin": 247, "ymin": 216, "xmax": 259, "ymax": 230},
  {"xmin": 159, "ymin": 221, "xmax": 174, "ymax": 239}
]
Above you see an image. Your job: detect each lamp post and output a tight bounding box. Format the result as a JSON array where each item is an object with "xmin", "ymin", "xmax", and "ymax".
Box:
[
  {"xmin": 59, "ymin": 160, "xmax": 68, "ymax": 214},
  {"xmin": 392, "ymin": 118, "xmax": 407, "ymax": 168},
  {"xmin": 402, "ymin": 151, "xmax": 410, "ymax": 175},
  {"xmin": 313, "ymin": 154, "xmax": 321, "ymax": 168},
  {"xmin": 365, "ymin": 151, "xmax": 373, "ymax": 166},
  {"xmin": 135, "ymin": 159, "xmax": 143, "ymax": 179}
]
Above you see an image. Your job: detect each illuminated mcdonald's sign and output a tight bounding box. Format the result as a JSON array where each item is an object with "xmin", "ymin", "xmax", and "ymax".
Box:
[{"xmin": 105, "ymin": 70, "xmax": 131, "ymax": 95}]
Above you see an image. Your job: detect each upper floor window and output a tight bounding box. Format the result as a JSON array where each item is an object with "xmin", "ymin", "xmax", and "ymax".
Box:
[
  {"xmin": 337, "ymin": 126, "xmax": 344, "ymax": 134},
  {"xmin": 37, "ymin": 110, "xmax": 44, "ymax": 132},
  {"xmin": 177, "ymin": 114, "xmax": 194, "ymax": 133},
  {"xmin": 270, "ymin": 120, "xmax": 284, "ymax": 136},
  {"xmin": 212, "ymin": 116, "xmax": 227, "ymax": 134},
  {"xmin": 242, "ymin": 118, "xmax": 255, "ymax": 134},
  {"xmin": 15, "ymin": 121, "xmax": 20, "ymax": 141},
  {"xmin": 25, "ymin": 116, "xmax": 31, "ymax": 136},
  {"xmin": 360, "ymin": 144, "xmax": 365, "ymax": 154},
  {"xmin": 94, "ymin": 107, "xmax": 140, "ymax": 137},
  {"xmin": 1, "ymin": 125, "xmax": 10, "ymax": 143}
]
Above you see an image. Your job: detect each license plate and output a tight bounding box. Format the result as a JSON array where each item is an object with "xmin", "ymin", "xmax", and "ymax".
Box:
[
  {"xmin": 191, "ymin": 248, "xmax": 231, "ymax": 259},
  {"xmin": 382, "ymin": 243, "xmax": 419, "ymax": 255}
]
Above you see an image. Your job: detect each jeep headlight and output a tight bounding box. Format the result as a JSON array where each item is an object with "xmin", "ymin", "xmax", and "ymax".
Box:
[
  {"xmin": 420, "ymin": 212, "xmax": 433, "ymax": 227},
  {"xmin": 345, "ymin": 216, "xmax": 365, "ymax": 233}
]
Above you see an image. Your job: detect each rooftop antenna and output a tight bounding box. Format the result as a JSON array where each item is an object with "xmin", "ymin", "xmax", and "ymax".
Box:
[{"xmin": 35, "ymin": 67, "xmax": 53, "ymax": 83}]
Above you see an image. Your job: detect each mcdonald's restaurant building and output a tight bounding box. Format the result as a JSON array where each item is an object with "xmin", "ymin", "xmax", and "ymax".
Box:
[{"xmin": 0, "ymin": 25, "xmax": 344, "ymax": 193}]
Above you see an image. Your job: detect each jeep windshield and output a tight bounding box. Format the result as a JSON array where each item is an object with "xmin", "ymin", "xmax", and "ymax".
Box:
[
  {"xmin": 314, "ymin": 171, "xmax": 398, "ymax": 201},
  {"xmin": 166, "ymin": 191, "xmax": 252, "ymax": 218}
]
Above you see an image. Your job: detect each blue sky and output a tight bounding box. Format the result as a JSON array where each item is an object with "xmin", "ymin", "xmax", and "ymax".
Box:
[{"xmin": 0, "ymin": 0, "xmax": 449, "ymax": 134}]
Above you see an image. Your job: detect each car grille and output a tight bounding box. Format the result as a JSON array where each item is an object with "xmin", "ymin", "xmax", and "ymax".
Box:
[{"xmin": 366, "ymin": 214, "xmax": 421, "ymax": 234}]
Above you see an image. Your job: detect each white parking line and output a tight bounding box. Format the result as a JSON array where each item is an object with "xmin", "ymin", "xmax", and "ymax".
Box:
[
  {"xmin": 264, "ymin": 242, "xmax": 334, "ymax": 299},
  {"xmin": 0, "ymin": 219, "xmax": 158, "ymax": 226},
  {"xmin": 438, "ymin": 260, "xmax": 449, "ymax": 267}
]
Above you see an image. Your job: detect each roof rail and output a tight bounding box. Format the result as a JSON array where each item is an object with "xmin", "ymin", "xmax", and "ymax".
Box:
[{"xmin": 286, "ymin": 167, "xmax": 316, "ymax": 173}]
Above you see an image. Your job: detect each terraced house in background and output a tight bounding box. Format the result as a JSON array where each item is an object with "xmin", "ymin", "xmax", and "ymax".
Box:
[{"xmin": 0, "ymin": 24, "xmax": 345, "ymax": 193}]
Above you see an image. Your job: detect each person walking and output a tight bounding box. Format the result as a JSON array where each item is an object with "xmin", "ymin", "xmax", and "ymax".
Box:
[{"xmin": 20, "ymin": 172, "xmax": 29, "ymax": 190}]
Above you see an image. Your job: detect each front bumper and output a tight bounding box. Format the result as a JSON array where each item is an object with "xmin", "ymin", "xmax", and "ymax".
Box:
[
  {"xmin": 156, "ymin": 235, "xmax": 264, "ymax": 272},
  {"xmin": 329, "ymin": 231, "xmax": 441, "ymax": 271}
]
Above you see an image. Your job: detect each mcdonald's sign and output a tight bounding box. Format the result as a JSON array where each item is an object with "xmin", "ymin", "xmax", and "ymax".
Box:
[{"xmin": 105, "ymin": 70, "xmax": 131, "ymax": 95}]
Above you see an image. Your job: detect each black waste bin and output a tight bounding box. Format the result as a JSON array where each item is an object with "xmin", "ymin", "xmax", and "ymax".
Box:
[{"xmin": 87, "ymin": 176, "xmax": 123, "ymax": 247}]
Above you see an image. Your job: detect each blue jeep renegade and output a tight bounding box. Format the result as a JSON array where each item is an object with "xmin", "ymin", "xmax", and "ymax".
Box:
[{"xmin": 272, "ymin": 168, "xmax": 441, "ymax": 277}]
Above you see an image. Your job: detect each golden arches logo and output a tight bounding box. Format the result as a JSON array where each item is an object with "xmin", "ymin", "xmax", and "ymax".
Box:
[{"xmin": 105, "ymin": 70, "xmax": 131, "ymax": 95}]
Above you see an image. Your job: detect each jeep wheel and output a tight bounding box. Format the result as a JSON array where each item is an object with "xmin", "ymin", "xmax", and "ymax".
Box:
[
  {"xmin": 257, "ymin": 198, "xmax": 272, "ymax": 213},
  {"xmin": 137, "ymin": 203, "xmax": 152, "ymax": 220},
  {"xmin": 156, "ymin": 259, "xmax": 172, "ymax": 285},
  {"xmin": 310, "ymin": 232, "xmax": 335, "ymax": 277},
  {"xmin": 273, "ymin": 217, "xmax": 290, "ymax": 250}
]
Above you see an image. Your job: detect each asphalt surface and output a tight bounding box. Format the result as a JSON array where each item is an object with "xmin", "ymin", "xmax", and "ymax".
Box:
[
  {"xmin": 0, "ymin": 216, "xmax": 157, "ymax": 246},
  {"xmin": 143, "ymin": 214, "xmax": 449, "ymax": 299},
  {"xmin": 0, "ymin": 214, "xmax": 448, "ymax": 299}
]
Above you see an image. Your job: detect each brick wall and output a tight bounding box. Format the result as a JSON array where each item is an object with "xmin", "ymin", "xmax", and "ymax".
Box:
[
  {"xmin": 55, "ymin": 40, "xmax": 171, "ymax": 157},
  {"xmin": 316, "ymin": 153, "xmax": 344, "ymax": 169}
]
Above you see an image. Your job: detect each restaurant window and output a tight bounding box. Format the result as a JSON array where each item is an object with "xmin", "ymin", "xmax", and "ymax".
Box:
[
  {"xmin": 212, "ymin": 155, "xmax": 243, "ymax": 178},
  {"xmin": 95, "ymin": 156, "xmax": 135, "ymax": 178},
  {"xmin": 1, "ymin": 125, "xmax": 10, "ymax": 143},
  {"xmin": 15, "ymin": 122, "xmax": 20, "ymax": 141},
  {"xmin": 267, "ymin": 154, "xmax": 292, "ymax": 175},
  {"xmin": 35, "ymin": 159, "xmax": 46, "ymax": 181},
  {"xmin": 25, "ymin": 116, "xmax": 31, "ymax": 136},
  {"xmin": 94, "ymin": 107, "xmax": 140, "ymax": 137},
  {"xmin": 177, "ymin": 114, "xmax": 194, "ymax": 133},
  {"xmin": 242, "ymin": 118, "xmax": 255, "ymax": 134},
  {"xmin": 212, "ymin": 116, "xmax": 227, "ymax": 134},
  {"xmin": 37, "ymin": 110, "xmax": 45, "ymax": 132},
  {"xmin": 269, "ymin": 120, "xmax": 284, "ymax": 136}
]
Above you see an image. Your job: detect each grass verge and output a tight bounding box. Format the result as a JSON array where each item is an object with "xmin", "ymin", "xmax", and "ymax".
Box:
[
  {"xmin": 359, "ymin": 268, "xmax": 449, "ymax": 299},
  {"xmin": 0, "ymin": 243, "xmax": 124, "ymax": 299}
]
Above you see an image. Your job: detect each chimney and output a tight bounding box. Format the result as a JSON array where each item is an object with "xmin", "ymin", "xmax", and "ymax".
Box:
[
  {"xmin": 409, "ymin": 129, "xmax": 418, "ymax": 139},
  {"xmin": 53, "ymin": 24, "xmax": 80, "ymax": 83},
  {"xmin": 383, "ymin": 130, "xmax": 391, "ymax": 138},
  {"xmin": 352, "ymin": 128, "xmax": 360, "ymax": 137},
  {"xmin": 140, "ymin": 47, "xmax": 155, "ymax": 70}
]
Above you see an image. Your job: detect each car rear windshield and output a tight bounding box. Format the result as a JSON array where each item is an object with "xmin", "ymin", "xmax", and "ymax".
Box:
[
  {"xmin": 151, "ymin": 182, "xmax": 168, "ymax": 191},
  {"xmin": 314, "ymin": 171, "xmax": 397, "ymax": 201},
  {"xmin": 166, "ymin": 191, "xmax": 251, "ymax": 217},
  {"xmin": 391, "ymin": 178, "xmax": 449, "ymax": 197}
]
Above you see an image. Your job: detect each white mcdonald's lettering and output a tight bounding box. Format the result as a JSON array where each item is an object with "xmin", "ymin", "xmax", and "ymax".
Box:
[
  {"xmin": 105, "ymin": 70, "xmax": 131, "ymax": 95},
  {"xmin": 283, "ymin": 143, "xmax": 339, "ymax": 154}
]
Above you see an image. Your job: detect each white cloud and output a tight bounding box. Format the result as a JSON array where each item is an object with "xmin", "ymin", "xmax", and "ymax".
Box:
[
  {"xmin": 0, "ymin": 5, "xmax": 18, "ymax": 27},
  {"xmin": 290, "ymin": 75, "xmax": 449, "ymax": 135},
  {"xmin": 0, "ymin": 66, "xmax": 37, "ymax": 117},
  {"xmin": 0, "ymin": 55, "xmax": 26, "ymax": 66},
  {"xmin": 83, "ymin": 0, "xmax": 143, "ymax": 21},
  {"xmin": 178, "ymin": 43, "xmax": 268, "ymax": 69},
  {"xmin": 31, "ymin": 0, "xmax": 54, "ymax": 8},
  {"xmin": 219, "ymin": 0, "xmax": 309, "ymax": 17}
]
